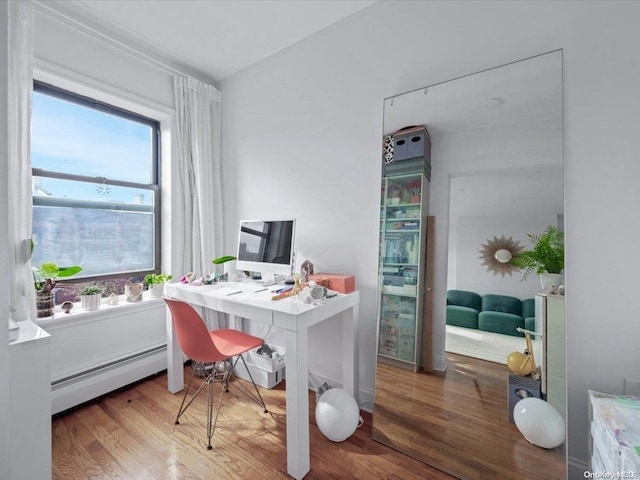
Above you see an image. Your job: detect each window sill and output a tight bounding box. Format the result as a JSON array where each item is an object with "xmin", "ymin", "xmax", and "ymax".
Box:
[{"xmin": 37, "ymin": 293, "xmax": 165, "ymax": 329}]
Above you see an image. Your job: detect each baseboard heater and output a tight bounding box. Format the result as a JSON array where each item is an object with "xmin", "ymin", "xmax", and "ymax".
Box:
[{"xmin": 51, "ymin": 344, "xmax": 167, "ymax": 415}]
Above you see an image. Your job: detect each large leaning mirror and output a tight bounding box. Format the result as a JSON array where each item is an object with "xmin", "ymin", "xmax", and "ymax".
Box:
[{"xmin": 372, "ymin": 50, "xmax": 565, "ymax": 480}]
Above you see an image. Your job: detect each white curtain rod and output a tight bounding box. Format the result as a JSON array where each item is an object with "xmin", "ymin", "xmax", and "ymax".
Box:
[{"xmin": 31, "ymin": 0, "xmax": 218, "ymax": 88}]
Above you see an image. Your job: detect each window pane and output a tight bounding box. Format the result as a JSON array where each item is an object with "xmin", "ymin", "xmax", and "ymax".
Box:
[
  {"xmin": 33, "ymin": 176, "xmax": 155, "ymax": 209},
  {"xmin": 32, "ymin": 91, "xmax": 153, "ymax": 184},
  {"xmin": 32, "ymin": 205, "xmax": 155, "ymax": 278}
]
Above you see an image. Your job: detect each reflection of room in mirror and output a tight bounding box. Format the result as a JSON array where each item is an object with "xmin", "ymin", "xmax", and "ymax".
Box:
[{"xmin": 373, "ymin": 50, "xmax": 565, "ymax": 480}]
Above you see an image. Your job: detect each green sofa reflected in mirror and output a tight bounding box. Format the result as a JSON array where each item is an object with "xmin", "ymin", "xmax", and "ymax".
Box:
[{"xmin": 446, "ymin": 289, "xmax": 535, "ymax": 337}]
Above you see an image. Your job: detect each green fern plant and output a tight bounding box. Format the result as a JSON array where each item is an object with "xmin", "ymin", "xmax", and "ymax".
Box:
[{"xmin": 512, "ymin": 225, "xmax": 564, "ymax": 281}]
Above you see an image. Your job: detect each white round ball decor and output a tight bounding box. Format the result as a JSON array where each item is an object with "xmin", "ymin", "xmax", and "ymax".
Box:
[
  {"xmin": 315, "ymin": 388, "xmax": 360, "ymax": 442},
  {"xmin": 513, "ymin": 397, "xmax": 565, "ymax": 449}
]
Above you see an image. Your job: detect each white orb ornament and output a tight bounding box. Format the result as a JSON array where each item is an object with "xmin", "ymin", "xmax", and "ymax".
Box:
[
  {"xmin": 513, "ymin": 397, "xmax": 565, "ymax": 448},
  {"xmin": 315, "ymin": 388, "xmax": 360, "ymax": 442}
]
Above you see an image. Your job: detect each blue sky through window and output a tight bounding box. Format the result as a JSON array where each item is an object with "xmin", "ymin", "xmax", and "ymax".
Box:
[{"xmin": 32, "ymin": 92, "xmax": 153, "ymax": 203}]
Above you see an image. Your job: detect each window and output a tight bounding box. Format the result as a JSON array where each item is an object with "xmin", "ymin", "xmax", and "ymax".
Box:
[{"xmin": 31, "ymin": 81, "xmax": 161, "ymax": 298}]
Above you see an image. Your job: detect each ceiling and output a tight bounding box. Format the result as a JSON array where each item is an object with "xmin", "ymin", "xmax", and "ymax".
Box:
[
  {"xmin": 383, "ymin": 50, "xmax": 562, "ymax": 136},
  {"xmin": 49, "ymin": 0, "xmax": 377, "ymax": 83},
  {"xmin": 383, "ymin": 51, "xmax": 564, "ymax": 219}
]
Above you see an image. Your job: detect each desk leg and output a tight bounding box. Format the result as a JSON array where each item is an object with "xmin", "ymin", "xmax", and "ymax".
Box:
[
  {"xmin": 285, "ymin": 328, "xmax": 310, "ymax": 480},
  {"xmin": 166, "ymin": 306, "xmax": 183, "ymax": 393},
  {"xmin": 342, "ymin": 304, "xmax": 359, "ymax": 402}
]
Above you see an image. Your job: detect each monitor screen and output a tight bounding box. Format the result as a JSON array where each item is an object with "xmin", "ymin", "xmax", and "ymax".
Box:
[{"xmin": 235, "ymin": 220, "xmax": 295, "ymax": 278}]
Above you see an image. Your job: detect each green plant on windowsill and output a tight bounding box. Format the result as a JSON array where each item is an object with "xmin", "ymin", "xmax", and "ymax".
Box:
[
  {"xmin": 33, "ymin": 262, "xmax": 83, "ymax": 293},
  {"xmin": 144, "ymin": 273, "xmax": 173, "ymax": 285},
  {"xmin": 512, "ymin": 225, "xmax": 565, "ymax": 281},
  {"xmin": 80, "ymin": 285, "xmax": 102, "ymax": 296}
]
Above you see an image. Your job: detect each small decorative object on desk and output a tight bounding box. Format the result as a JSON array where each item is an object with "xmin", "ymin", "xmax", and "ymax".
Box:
[
  {"xmin": 289, "ymin": 274, "xmax": 302, "ymax": 300},
  {"xmin": 309, "ymin": 281, "xmax": 327, "ymax": 305},
  {"xmin": 180, "ymin": 272, "xmax": 195, "ymax": 284},
  {"xmin": 212, "ymin": 255, "xmax": 236, "ymax": 281},
  {"xmin": 301, "ymin": 260, "xmax": 314, "ymax": 283}
]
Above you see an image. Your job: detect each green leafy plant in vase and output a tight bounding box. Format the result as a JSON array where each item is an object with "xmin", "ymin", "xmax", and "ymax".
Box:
[
  {"xmin": 144, "ymin": 273, "xmax": 173, "ymax": 298},
  {"xmin": 512, "ymin": 225, "xmax": 565, "ymax": 290},
  {"xmin": 80, "ymin": 285, "xmax": 102, "ymax": 311},
  {"xmin": 211, "ymin": 256, "xmax": 237, "ymax": 282},
  {"xmin": 33, "ymin": 262, "xmax": 82, "ymax": 318}
]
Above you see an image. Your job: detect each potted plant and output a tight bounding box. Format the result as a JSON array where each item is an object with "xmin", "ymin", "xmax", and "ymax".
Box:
[
  {"xmin": 211, "ymin": 256, "xmax": 237, "ymax": 282},
  {"xmin": 80, "ymin": 285, "xmax": 102, "ymax": 311},
  {"xmin": 33, "ymin": 262, "xmax": 82, "ymax": 318},
  {"xmin": 144, "ymin": 273, "xmax": 173, "ymax": 298},
  {"xmin": 512, "ymin": 225, "xmax": 565, "ymax": 290}
]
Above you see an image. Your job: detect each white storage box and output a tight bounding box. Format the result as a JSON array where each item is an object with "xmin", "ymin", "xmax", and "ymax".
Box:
[
  {"xmin": 589, "ymin": 390, "xmax": 640, "ymax": 473},
  {"xmin": 249, "ymin": 345, "xmax": 286, "ymax": 373},
  {"xmin": 233, "ymin": 352, "xmax": 285, "ymax": 389}
]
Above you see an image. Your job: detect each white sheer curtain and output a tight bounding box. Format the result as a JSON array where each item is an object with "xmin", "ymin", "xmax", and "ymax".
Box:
[
  {"xmin": 7, "ymin": 0, "xmax": 35, "ymax": 322},
  {"xmin": 173, "ymin": 75, "xmax": 224, "ymax": 327}
]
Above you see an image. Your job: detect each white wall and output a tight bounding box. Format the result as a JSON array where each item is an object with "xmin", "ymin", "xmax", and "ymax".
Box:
[
  {"xmin": 0, "ymin": 3, "xmax": 12, "ymax": 477},
  {"xmin": 219, "ymin": 1, "xmax": 640, "ymax": 474},
  {"xmin": 452, "ymin": 214, "xmax": 558, "ymax": 298}
]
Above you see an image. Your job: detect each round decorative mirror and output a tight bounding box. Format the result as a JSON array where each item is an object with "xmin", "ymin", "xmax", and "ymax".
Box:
[{"xmin": 479, "ymin": 235, "xmax": 523, "ymax": 277}]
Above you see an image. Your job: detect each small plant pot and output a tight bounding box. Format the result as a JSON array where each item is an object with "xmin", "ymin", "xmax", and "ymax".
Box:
[
  {"xmin": 539, "ymin": 273, "xmax": 564, "ymax": 291},
  {"xmin": 36, "ymin": 291, "xmax": 55, "ymax": 319},
  {"xmin": 125, "ymin": 282, "xmax": 144, "ymax": 302},
  {"xmin": 81, "ymin": 294, "xmax": 101, "ymax": 311},
  {"xmin": 148, "ymin": 283, "xmax": 165, "ymax": 298}
]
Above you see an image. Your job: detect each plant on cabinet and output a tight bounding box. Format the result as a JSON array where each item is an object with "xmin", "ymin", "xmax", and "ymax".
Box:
[{"xmin": 512, "ymin": 225, "xmax": 565, "ymax": 290}]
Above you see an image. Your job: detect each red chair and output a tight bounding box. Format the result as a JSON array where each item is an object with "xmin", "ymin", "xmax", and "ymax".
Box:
[{"xmin": 164, "ymin": 297, "xmax": 268, "ymax": 450}]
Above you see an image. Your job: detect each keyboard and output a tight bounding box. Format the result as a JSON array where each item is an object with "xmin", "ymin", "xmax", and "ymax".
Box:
[
  {"xmin": 211, "ymin": 282, "xmax": 269, "ymax": 295},
  {"xmin": 214, "ymin": 286, "xmax": 242, "ymax": 296}
]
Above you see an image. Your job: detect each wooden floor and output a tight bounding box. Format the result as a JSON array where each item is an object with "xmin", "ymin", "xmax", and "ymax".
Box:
[
  {"xmin": 52, "ymin": 364, "xmax": 455, "ymax": 480},
  {"xmin": 372, "ymin": 353, "xmax": 566, "ymax": 480}
]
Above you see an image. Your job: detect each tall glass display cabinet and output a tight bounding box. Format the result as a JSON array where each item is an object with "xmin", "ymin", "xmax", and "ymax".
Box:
[{"xmin": 377, "ymin": 126, "xmax": 431, "ymax": 372}]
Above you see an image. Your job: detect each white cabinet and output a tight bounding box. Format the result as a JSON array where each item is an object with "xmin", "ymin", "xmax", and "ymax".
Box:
[
  {"xmin": 534, "ymin": 294, "xmax": 565, "ymax": 418},
  {"xmin": 589, "ymin": 390, "xmax": 640, "ymax": 473},
  {"xmin": 9, "ymin": 320, "xmax": 51, "ymax": 480}
]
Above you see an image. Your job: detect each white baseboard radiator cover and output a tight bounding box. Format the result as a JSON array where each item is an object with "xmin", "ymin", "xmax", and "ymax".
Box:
[{"xmin": 51, "ymin": 345, "xmax": 167, "ymax": 415}]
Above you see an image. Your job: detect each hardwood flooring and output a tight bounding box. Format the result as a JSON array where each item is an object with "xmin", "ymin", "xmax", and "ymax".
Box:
[
  {"xmin": 52, "ymin": 365, "xmax": 455, "ymax": 480},
  {"xmin": 372, "ymin": 353, "xmax": 566, "ymax": 480}
]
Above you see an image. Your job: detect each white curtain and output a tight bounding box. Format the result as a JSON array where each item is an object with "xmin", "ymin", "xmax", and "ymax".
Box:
[
  {"xmin": 173, "ymin": 75, "xmax": 224, "ymax": 327},
  {"xmin": 7, "ymin": 0, "xmax": 35, "ymax": 322}
]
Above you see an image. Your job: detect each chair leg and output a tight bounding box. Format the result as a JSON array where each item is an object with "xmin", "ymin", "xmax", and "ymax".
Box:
[
  {"xmin": 207, "ymin": 369, "xmax": 228, "ymax": 450},
  {"xmin": 175, "ymin": 366, "xmax": 201, "ymax": 425},
  {"xmin": 175, "ymin": 364, "xmax": 214, "ymax": 424},
  {"xmin": 233, "ymin": 354, "xmax": 268, "ymax": 413}
]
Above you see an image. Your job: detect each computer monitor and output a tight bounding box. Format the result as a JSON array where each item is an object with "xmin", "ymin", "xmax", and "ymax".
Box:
[{"xmin": 235, "ymin": 219, "xmax": 296, "ymax": 280}]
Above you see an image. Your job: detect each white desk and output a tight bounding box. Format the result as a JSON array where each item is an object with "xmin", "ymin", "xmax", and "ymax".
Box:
[{"xmin": 164, "ymin": 283, "xmax": 360, "ymax": 480}]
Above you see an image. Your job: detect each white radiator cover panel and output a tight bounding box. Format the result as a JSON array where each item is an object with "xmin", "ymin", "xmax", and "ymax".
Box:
[{"xmin": 41, "ymin": 298, "xmax": 168, "ymax": 414}]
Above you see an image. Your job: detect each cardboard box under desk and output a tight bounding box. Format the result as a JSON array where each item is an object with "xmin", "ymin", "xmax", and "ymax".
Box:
[{"xmin": 308, "ymin": 274, "xmax": 355, "ymax": 294}]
